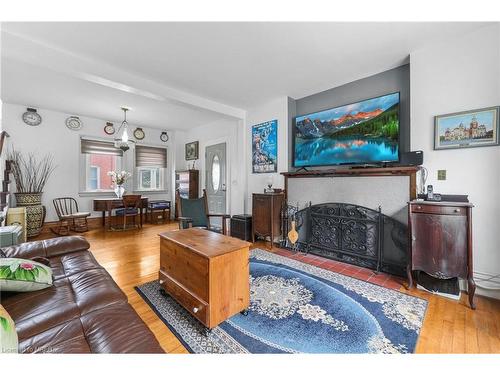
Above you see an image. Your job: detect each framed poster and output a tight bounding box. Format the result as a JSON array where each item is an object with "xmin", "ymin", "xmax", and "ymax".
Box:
[
  {"xmin": 434, "ymin": 106, "xmax": 499, "ymax": 150},
  {"xmin": 252, "ymin": 120, "xmax": 278, "ymax": 173},
  {"xmin": 185, "ymin": 141, "xmax": 199, "ymax": 160}
]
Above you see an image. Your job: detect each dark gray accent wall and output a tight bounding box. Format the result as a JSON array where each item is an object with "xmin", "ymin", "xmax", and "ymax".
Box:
[{"xmin": 289, "ymin": 64, "xmax": 410, "ymax": 170}]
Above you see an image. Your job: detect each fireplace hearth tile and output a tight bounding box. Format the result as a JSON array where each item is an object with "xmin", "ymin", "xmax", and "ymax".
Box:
[{"xmin": 262, "ymin": 246, "xmax": 402, "ymax": 291}]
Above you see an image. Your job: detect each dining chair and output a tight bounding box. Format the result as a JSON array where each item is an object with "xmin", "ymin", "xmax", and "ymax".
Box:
[{"xmin": 113, "ymin": 195, "xmax": 142, "ymax": 231}]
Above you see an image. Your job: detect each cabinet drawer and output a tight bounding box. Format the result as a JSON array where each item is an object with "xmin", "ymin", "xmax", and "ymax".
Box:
[
  {"xmin": 410, "ymin": 204, "xmax": 466, "ymax": 216},
  {"xmin": 160, "ymin": 238, "xmax": 209, "ymax": 301},
  {"xmin": 159, "ymin": 270, "xmax": 208, "ymax": 325}
]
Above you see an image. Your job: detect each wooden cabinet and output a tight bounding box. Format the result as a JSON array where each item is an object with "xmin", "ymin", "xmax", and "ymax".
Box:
[
  {"xmin": 252, "ymin": 192, "xmax": 284, "ymax": 249},
  {"xmin": 408, "ymin": 200, "xmax": 475, "ymax": 309},
  {"xmin": 159, "ymin": 228, "xmax": 250, "ymax": 329},
  {"xmin": 175, "ymin": 170, "xmax": 199, "ymax": 218}
]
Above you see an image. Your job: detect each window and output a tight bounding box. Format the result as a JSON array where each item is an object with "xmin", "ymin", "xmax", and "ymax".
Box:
[
  {"xmin": 80, "ymin": 138, "xmax": 123, "ymax": 193},
  {"xmin": 135, "ymin": 145, "xmax": 167, "ymax": 191},
  {"xmin": 88, "ymin": 166, "xmax": 100, "ymax": 190},
  {"xmin": 137, "ymin": 167, "xmax": 162, "ymax": 190}
]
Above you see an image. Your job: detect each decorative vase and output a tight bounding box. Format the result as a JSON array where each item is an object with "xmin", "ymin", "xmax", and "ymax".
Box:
[
  {"xmin": 114, "ymin": 185, "xmax": 125, "ymax": 198},
  {"xmin": 14, "ymin": 192, "xmax": 46, "ymax": 238}
]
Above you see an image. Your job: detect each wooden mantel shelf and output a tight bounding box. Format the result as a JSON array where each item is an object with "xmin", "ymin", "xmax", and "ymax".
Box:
[
  {"xmin": 282, "ymin": 166, "xmax": 421, "ymax": 200},
  {"xmin": 281, "ymin": 165, "xmax": 420, "ymax": 178}
]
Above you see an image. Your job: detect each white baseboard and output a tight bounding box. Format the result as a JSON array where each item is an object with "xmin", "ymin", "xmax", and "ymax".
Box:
[{"xmin": 458, "ymin": 271, "xmax": 500, "ymax": 300}]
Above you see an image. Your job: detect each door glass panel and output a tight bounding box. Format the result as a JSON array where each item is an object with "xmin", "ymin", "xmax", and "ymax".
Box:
[{"xmin": 212, "ymin": 155, "xmax": 220, "ymax": 192}]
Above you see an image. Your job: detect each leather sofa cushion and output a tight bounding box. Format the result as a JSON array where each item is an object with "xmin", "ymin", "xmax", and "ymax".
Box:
[
  {"xmin": 49, "ymin": 250, "xmax": 104, "ymax": 280},
  {"xmin": 80, "ymin": 304, "xmax": 163, "ymax": 353},
  {"xmin": 5, "ymin": 278, "xmax": 82, "ymax": 340},
  {"xmin": 19, "ymin": 318, "xmax": 91, "ymax": 354},
  {"xmin": 69, "ymin": 268, "xmax": 127, "ymax": 315}
]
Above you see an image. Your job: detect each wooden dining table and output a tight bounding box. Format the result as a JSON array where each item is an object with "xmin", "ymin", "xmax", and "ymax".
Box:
[{"xmin": 93, "ymin": 197, "xmax": 149, "ymax": 229}]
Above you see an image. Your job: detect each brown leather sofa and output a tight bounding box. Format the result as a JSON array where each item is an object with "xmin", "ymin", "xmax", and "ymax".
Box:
[{"xmin": 0, "ymin": 236, "xmax": 164, "ymax": 353}]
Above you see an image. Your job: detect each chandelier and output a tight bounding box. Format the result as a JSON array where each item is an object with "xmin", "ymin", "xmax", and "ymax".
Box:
[{"xmin": 114, "ymin": 107, "xmax": 136, "ymax": 152}]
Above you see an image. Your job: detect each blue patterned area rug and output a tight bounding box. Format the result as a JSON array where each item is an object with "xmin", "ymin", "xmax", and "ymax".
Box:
[{"xmin": 135, "ymin": 249, "xmax": 427, "ymax": 354}]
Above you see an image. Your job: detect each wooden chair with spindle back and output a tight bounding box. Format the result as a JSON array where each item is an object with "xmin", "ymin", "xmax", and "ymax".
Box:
[
  {"xmin": 52, "ymin": 197, "xmax": 91, "ymax": 236},
  {"xmin": 112, "ymin": 194, "xmax": 142, "ymax": 231}
]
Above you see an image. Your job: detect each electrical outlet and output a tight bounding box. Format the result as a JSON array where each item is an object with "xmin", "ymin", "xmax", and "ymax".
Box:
[{"xmin": 437, "ymin": 170, "xmax": 447, "ymax": 180}]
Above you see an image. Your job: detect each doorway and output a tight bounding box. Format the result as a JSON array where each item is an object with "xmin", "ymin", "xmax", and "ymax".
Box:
[{"xmin": 205, "ymin": 142, "xmax": 227, "ymax": 216}]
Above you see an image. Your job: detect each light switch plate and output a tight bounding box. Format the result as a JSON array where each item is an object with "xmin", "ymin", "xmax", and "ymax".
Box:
[{"xmin": 437, "ymin": 170, "xmax": 447, "ymax": 180}]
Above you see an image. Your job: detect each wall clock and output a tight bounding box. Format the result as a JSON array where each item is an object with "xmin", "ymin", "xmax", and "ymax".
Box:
[
  {"xmin": 104, "ymin": 122, "xmax": 115, "ymax": 135},
  {"xmin": 65, "ymin": 116, "xmax": 83, "ymax": 131},
  {"xmin": 133, "ymin": 127, "xmax": 145, "ymax": 140},
  {"xmin": 22, "ymin": 108, "xmax": 42, "ymax": 126},
  {"xmin": 160, "ymin": 131, "xmax": 169, "ymax": 142}
]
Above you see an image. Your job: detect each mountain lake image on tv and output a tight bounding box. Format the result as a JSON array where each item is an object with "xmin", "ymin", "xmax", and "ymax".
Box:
[{"xmin": 294, "ymin": 92, "xmax": 400, "ymax": 167}]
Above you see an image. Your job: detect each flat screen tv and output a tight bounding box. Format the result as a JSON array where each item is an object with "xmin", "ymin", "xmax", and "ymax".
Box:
[{"xmin": 293, "ymin": 92, "xmax": 400, "ymax": 167}]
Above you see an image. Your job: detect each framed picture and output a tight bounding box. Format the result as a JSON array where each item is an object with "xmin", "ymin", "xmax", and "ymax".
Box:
[
  {"xmin": 185, "ymin": 141, "xmax": 199, "ymax": 160},
  {"xmin": 434, "ymin": 106, "xmax": 499, "ymax": 150},
  {"xmin": 252, "ymin": 120, "xmax": 278, "ymax": 173}
]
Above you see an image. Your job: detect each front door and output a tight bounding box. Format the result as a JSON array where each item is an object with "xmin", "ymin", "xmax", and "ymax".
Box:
[{"xmin": 205, "ymin": 143, "xmax": 227, "ymax": 216}]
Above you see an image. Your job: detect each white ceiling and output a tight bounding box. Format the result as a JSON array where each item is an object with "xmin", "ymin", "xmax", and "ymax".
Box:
[
  {"xmin": 1, "ymin": 22, "xmax": 490, "ymax": 129},
  {"xmin": 1, "ymin": 58, "xmax": 227, "ymax": 129}
]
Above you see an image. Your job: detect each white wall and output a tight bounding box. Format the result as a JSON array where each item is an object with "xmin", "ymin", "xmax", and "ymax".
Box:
[
  {"xmin": 2, "ymin": 103, "xmax": 176, "ymax": 222},
  {"xmin": 176, "ymin": 118, "xmax": 245, "ymax": 216},
  {"xmin": 411, "ymin": 24, "xmax": 500, "ymax": 298},
  {"xmin": 245, "ymin": 96, "xmax": 290, "ymax": 213}
]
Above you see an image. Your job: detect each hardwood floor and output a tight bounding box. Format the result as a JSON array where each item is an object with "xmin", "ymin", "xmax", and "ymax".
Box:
[{"xmin": 38, "ymin": 222, "xmax": 500, "ymax": 354}]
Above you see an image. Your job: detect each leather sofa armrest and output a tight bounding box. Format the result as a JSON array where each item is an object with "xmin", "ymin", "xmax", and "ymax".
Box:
[{"xmin": 1, "ymin": 236, "xmax": 90, "ymax": 259}]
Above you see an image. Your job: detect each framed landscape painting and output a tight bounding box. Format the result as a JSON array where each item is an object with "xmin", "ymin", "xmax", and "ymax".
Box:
[
  {"xmin": 434, "ymin": 106, "xmax": 499, "ymax": 150},
  {"xmin": 252, "ymin": 120, "xmax": 278, "ymax": 173}
]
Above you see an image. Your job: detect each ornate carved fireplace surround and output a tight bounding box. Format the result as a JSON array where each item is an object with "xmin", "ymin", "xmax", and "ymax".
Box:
[{"xmin": 281, "ymin": 166, "xmax": 420, "ymax": 276}]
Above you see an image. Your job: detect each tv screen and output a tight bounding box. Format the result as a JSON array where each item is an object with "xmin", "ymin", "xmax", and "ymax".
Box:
[{"xmin": 293, "ymin": 92, "xmax": 400, "ymax": 167}]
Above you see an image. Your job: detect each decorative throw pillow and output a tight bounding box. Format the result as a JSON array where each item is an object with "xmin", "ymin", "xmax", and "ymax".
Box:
[
  {"xmin": 0, "ymin": 258, "xmax": 53, "ymax": 292},
  {"xmin": 0, "ymin": 249, "xmax": 6, "ymax": 258},
  {"xmin": 0, "ymin": 304, "xmax": 18, "ymax": 354}
]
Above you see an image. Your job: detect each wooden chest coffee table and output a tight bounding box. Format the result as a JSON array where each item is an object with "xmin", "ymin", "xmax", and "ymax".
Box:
[{"xmin": 159, "ymin": 228, "xmax": 251, "ymax": 330}]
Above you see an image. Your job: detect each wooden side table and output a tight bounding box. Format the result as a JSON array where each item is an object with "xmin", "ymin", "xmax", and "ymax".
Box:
[
  {"xmin": 251, "ymin": 192, "xmax": 284, "ymax": 248},
  {"xmin": 407, "ymin": 200, "xmax": 475, "ymax": 309}
]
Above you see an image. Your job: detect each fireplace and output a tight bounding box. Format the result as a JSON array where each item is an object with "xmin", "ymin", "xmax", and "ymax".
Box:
[
  {"xmin": 280, "ymin": 166, "xmax": 419, "ymax": 276},
  {"xmin": 283, "ymin": 202, "xmax": 408, "ymax": 276}
]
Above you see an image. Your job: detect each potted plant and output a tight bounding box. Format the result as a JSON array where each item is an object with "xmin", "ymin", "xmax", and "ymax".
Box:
[
  {"xmin": 107, "ymin": 170, "xmax": 131, "ymax": 198},
  {"xmin": 8, "ymin": 149, "xmax": 56, "ymax": 238}
]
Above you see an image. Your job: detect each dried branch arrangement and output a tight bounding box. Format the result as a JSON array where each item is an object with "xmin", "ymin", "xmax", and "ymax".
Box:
[{"xmin": 8, "ymin": 149, "xmax": 56, "ymax": 193}]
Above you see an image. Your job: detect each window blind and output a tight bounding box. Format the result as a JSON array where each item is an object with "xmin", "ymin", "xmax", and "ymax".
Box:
[
  {"xmin": 135, "ymin": 145, "xmax": 167, "ymax": 168},
  {"xmin": 80, "ymin": 139, "xmax": 123, "ymax": 157}
]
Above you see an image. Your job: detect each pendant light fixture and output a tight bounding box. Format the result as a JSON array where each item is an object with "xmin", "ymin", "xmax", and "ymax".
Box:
[{"xmin": 114, "ymin": 107, "xmax": 136, "ymax": 152}]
